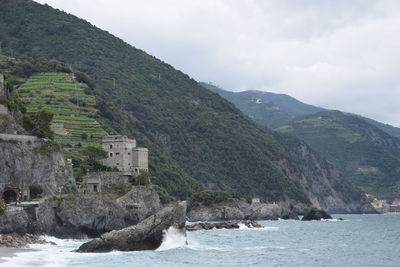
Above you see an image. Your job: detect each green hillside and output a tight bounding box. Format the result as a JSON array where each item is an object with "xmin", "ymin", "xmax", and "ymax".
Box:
[
  {"xmin": 0, "ymin": 0, "xmax": 375, "ymax": 211},
  {"xmin": 201, "ymin": 83, "xmax": 400, "ymax": 138},
  {"xmin": 277, "ymin": 111, "xmax": 400, "ymax": 200},
  {"xmin": 16, "ymin": 72, "xmax": 107, "ymax": 160},
  {"xmin": 200, "ymin": 82, "xmax": 323, "ymax": 129}
]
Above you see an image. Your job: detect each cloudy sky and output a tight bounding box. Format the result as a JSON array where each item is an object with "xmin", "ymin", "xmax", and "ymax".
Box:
[{"xmin": 35, "ymin": 0, "xmax": 400, "ymax": 126}]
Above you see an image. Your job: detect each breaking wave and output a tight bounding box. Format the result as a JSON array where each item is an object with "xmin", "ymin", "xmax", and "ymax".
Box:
[{"xmin": 156, "ymin": 227, "xmax": 187, "ymax": 251}]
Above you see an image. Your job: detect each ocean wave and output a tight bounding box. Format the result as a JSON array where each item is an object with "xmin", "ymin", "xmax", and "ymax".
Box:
[{"xmin": 156, "ymin": 227, "xmax": 188, "ymax": 251}]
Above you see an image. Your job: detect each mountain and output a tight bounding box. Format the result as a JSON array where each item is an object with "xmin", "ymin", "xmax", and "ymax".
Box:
[
  {"xmin": 0, "ymin": 0, "xmax": 374, "ymax": 212},
  {"xmin": 202, "ymin": 82, "xmax": 400, "ymax": 138},
  {"xmin": 201, "ymin": 82, "xmax": 324, "ymax": 128},
  {"xmin": 277, "ymin": 110, "xmax": 400, "ymax": 200}
]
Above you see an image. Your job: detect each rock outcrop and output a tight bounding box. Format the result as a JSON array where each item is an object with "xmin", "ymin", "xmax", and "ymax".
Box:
[
  {"xmin": 301, "ymin": 208, "xmax": 333, "ymax": 221},
  {"xmin": 0, "ymin": 233, "xmax": 54, "ymax": 248},
  {"xmin": 0, "ymin": 133, "xmax": 74, "ymax": 196},
  {"xmin": 188, "ymin": 199, "xmax": 299, "ymax": 221},
  {"xmin": 186, "ymin": 220, "xmax": 262, "ymax": 231},
  {"xmin": 35, "ymin": 185, "xmax": 162, "ymax": 238},
  {"xmin": 0, "ymin": 185, "xmax": 163, "ymax": 239},
  {"xmin": 77, "ymin": 201, "xmax": 186, "ymax": 252}
]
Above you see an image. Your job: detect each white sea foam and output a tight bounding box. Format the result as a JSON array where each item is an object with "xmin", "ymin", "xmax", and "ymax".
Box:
[
  {"xmin": 156, "ymin": 227, "xmax": 187, "ymax": 251},
  {"xmin": 236, "ymin": 224, "xmax": 279, "ymax": 231},
  {"xmin": 1, "ymin": 236, "xmax": 86, "ymax": 267}
]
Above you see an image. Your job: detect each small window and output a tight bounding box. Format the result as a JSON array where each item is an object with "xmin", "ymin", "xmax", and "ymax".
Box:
[
  {"xmin": 125, "ymin": 147, "xmax": 127, "ymax": 151},
  {"xmin": 110, "ymin": 145, "xmax": 113, "ymax": 149},
  {"xmin": 128, "ymin": 153, "xmax": 131, "ymax": 155},
  {"xmin": 110, "ymin": 153, "xmax": 113, "ymax": 157},
  {"xmin": 128, "ymin": 163, "xmax": 131, "ymax": 165},
  {"xmin": 116, "ymin": 163, "xmax": 119, "ymax": 165},
  {"xmin": 116, "ymin": 152, "xmax": 120, "ymax": 155}
]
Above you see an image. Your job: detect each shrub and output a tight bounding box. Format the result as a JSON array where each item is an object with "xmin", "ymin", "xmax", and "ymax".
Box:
[
  {"xmin": 188, "ymin": 190, "xmax": 238, "ymax": 211},
  {"xmin": 0, "ymin": 199, "xmax": 6, "ymax": 215},
  {"xmin": 29, "ymin": 184, "xmax": 43, "ymax": 198},
  {"xmin": 133, "ymin": 172, "xmax": 152, "ymax": 185}
]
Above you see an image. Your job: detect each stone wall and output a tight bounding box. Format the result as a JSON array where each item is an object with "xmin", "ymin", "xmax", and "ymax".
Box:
[{"xmin": 83, "ymin": 172, "xmax": 130, "ymax": 186}]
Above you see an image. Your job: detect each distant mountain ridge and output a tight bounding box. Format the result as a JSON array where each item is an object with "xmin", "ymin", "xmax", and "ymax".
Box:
[{"xmin": 201, "ymin": 82, "xmax": 400, "ymax": 138}]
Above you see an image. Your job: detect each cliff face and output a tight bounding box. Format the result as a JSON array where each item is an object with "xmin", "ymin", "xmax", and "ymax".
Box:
[
  {"xmin": 188, "ymin": 199, "xmax": 298, "ymax": 221},
  {"xmin": 0, "ymin": 186, "xmax": 163, "ymax": 238},
  {"xmin": 0, "ymin": 133, "xmax": 73, "ymax": 196},
  {"xmin": 273, "ymin": 133, "xmax": 376, "ymax": 214}
]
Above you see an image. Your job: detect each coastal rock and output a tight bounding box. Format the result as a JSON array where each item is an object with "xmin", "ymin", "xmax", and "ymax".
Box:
[
  {"xmin": 186, "ymin": 220, "xmax": 262, "ymax": 231},
  {"xmin": 0, "ymin": 133, "xmax": 74, "ymax": 196},
  {"xmin": 35, "ymin": 185, "xmax": 163, "ymax": 238},
  {"xmin": 188, "ymin": 199, "xmax": 299, "ymax": 221},
  {"xmin": 0, "ymin": 234, "xmax": 55, "ymax": 248},
  {"xmin": 77, "ymin": 201, "xmax": 186, "ymax": 252},
  {"xmin": 301, "ymin": 208, "xmax": 332, "ymax": 221}
]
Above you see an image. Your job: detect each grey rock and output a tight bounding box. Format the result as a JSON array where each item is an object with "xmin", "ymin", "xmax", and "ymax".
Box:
[
  {"xmin": 301, "ymin": 208, "xmax": 332, "ymax": 221},
  {"xmin": 77, "ymin": 201, "xmax": 186, "ymax": 252},
  {"xmin": 186, "ymin": 220, "xmax": 262, "ymax": 231},
  {"xmin": 0, "ymin": 233, "xmax": 55, "ymax": 248},
  {"xmin": 0, "ymin": 133, "xmax": 74, "ymax": 196},
  {"xmin": 188, "ymin": 199, "xmax": 299, "ymax": 221}
]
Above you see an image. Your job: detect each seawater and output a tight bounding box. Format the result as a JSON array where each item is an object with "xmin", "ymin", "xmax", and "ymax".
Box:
[{"xmin": 2, "ymin": 213, "xmax": 399, "ymax": 267}]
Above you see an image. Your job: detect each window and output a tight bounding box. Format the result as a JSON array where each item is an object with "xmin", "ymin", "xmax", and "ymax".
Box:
[
  {"xmin": 110, "ymin": 153, "xmax": 113, "ymax": 157},
  {"xmin": 110, "ymin": 145, "xmax": 113, "ymax": 149},
  {"xmin": 128, "ymin": 153, "xmax": 131, "ymax": 155},
  {"xmin": 125, "ymin": 147, "xmax": 127, "ymax": 151},
  {"xmin": 116, "ymin": 163, "xmax": 119, "ymax": 165},
  {"xmin": 116, "ymin": 152, "xmax": 120, "ymax": 155}
]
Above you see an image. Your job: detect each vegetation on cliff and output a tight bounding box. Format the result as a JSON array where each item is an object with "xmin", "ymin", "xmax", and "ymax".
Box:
[{"xmin": 277, "ymin": 111, "xmax": 400, "ymax": 200}]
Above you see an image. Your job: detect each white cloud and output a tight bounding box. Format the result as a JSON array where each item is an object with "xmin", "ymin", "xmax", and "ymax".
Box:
[{"xmin": 35, "ymin": 0, "xmax": 400, "ymax": 126}]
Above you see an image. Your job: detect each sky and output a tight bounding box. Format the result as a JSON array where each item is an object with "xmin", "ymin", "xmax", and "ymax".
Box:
[{"xmin": 35, "ymin": 0, "xmax": 400, "ymax": 126}]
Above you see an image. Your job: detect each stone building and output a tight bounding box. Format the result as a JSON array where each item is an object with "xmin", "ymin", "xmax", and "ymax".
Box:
[
  {"xmin": 101, "ymin": 135, "xmax": 148, "ymax": 176},
  {"xmin": 86, "ymin": 178, "xmax": 101, "ymax": 193}
]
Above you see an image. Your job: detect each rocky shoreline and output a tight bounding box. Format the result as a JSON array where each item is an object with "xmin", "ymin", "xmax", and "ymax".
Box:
[
  {"xmin": 188, "ymin": 199, "xmax": 299, "ymax": 221},
  {"xmin": 186, "ymin": 220, "xmax": 263, "ymax": 231},
  {"xmin": 0, "ymin": 234, "xmax": 55, "ymax": 248}
]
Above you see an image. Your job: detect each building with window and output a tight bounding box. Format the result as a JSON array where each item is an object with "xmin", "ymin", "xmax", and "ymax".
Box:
[{"xmin": 101, "ymin": 135, "xmax": 148, "ymax": 176}]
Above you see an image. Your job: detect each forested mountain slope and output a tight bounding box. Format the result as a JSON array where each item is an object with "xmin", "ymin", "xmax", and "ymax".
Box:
[
  {"xmin": 0, "ymin": 0, "xmax": 374, "ymax": 212},
  {"xmin": 277, "ymin": 111, "xmax": 400, "ymax": 200},
  {"xmin": 202, "ymin": 82, "xmax": 400, "ymax": 138}
]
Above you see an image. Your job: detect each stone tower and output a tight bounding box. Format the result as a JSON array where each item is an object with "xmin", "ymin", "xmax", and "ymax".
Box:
[{"xmin": 101, "ymin": 135, "xmax": 148, "ymax": 176}]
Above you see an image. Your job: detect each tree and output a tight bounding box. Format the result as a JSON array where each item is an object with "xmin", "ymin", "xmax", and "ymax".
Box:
[
  {"xmin": 29, "ymin": 109, "xmax": 54, "ymax": 139},
  {"xmin": 29, "ymin": 184, "xmax": 43, "ymax": 199},
  {"xmin": 83, "ymin": 145, "xmax": 108, "ymax": 168},
  {"xmin": 133, "ymin": 171, "xmax": 152, "ymax": 185}
]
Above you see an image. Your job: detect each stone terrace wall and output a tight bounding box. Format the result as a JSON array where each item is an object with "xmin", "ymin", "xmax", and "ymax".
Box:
[{"xmin": 83, "ymin": 172, "xmax": 130, "ymax": 186}]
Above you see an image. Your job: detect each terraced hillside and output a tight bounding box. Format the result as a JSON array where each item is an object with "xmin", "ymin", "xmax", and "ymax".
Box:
[{"xmin": 17, "ymin": 72, "xmax": 107, "ymax": 152}]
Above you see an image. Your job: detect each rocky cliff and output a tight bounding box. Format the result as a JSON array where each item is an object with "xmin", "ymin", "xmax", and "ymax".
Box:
[
  {"xmin": 0, "ymin": 133, "xmax": 73, "ymax": 196},
  {"xmin": 273, "ymin": 133, "xmax": 376, "ymax": 214},
  {"xmin": 0, "ymin": 185, "xmax": 163, "ymax": 238},
  {"xmin": 188, "ymin": 199, "xmax": 299, "ymax": 221},
  {"xmin": 77, "ymin": 201, "xmax": 186, "ymax": 252}
]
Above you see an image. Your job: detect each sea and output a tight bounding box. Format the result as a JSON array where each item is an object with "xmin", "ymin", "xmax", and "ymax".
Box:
[{"xmin": 1, "ymin": 213, "xmax": 399, "ymax": 267}]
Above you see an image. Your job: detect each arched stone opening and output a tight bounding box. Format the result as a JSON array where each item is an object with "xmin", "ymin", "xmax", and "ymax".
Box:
[{"xmin": 2, "ymin": 189, "xmax": 18, "ymax": 204}]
